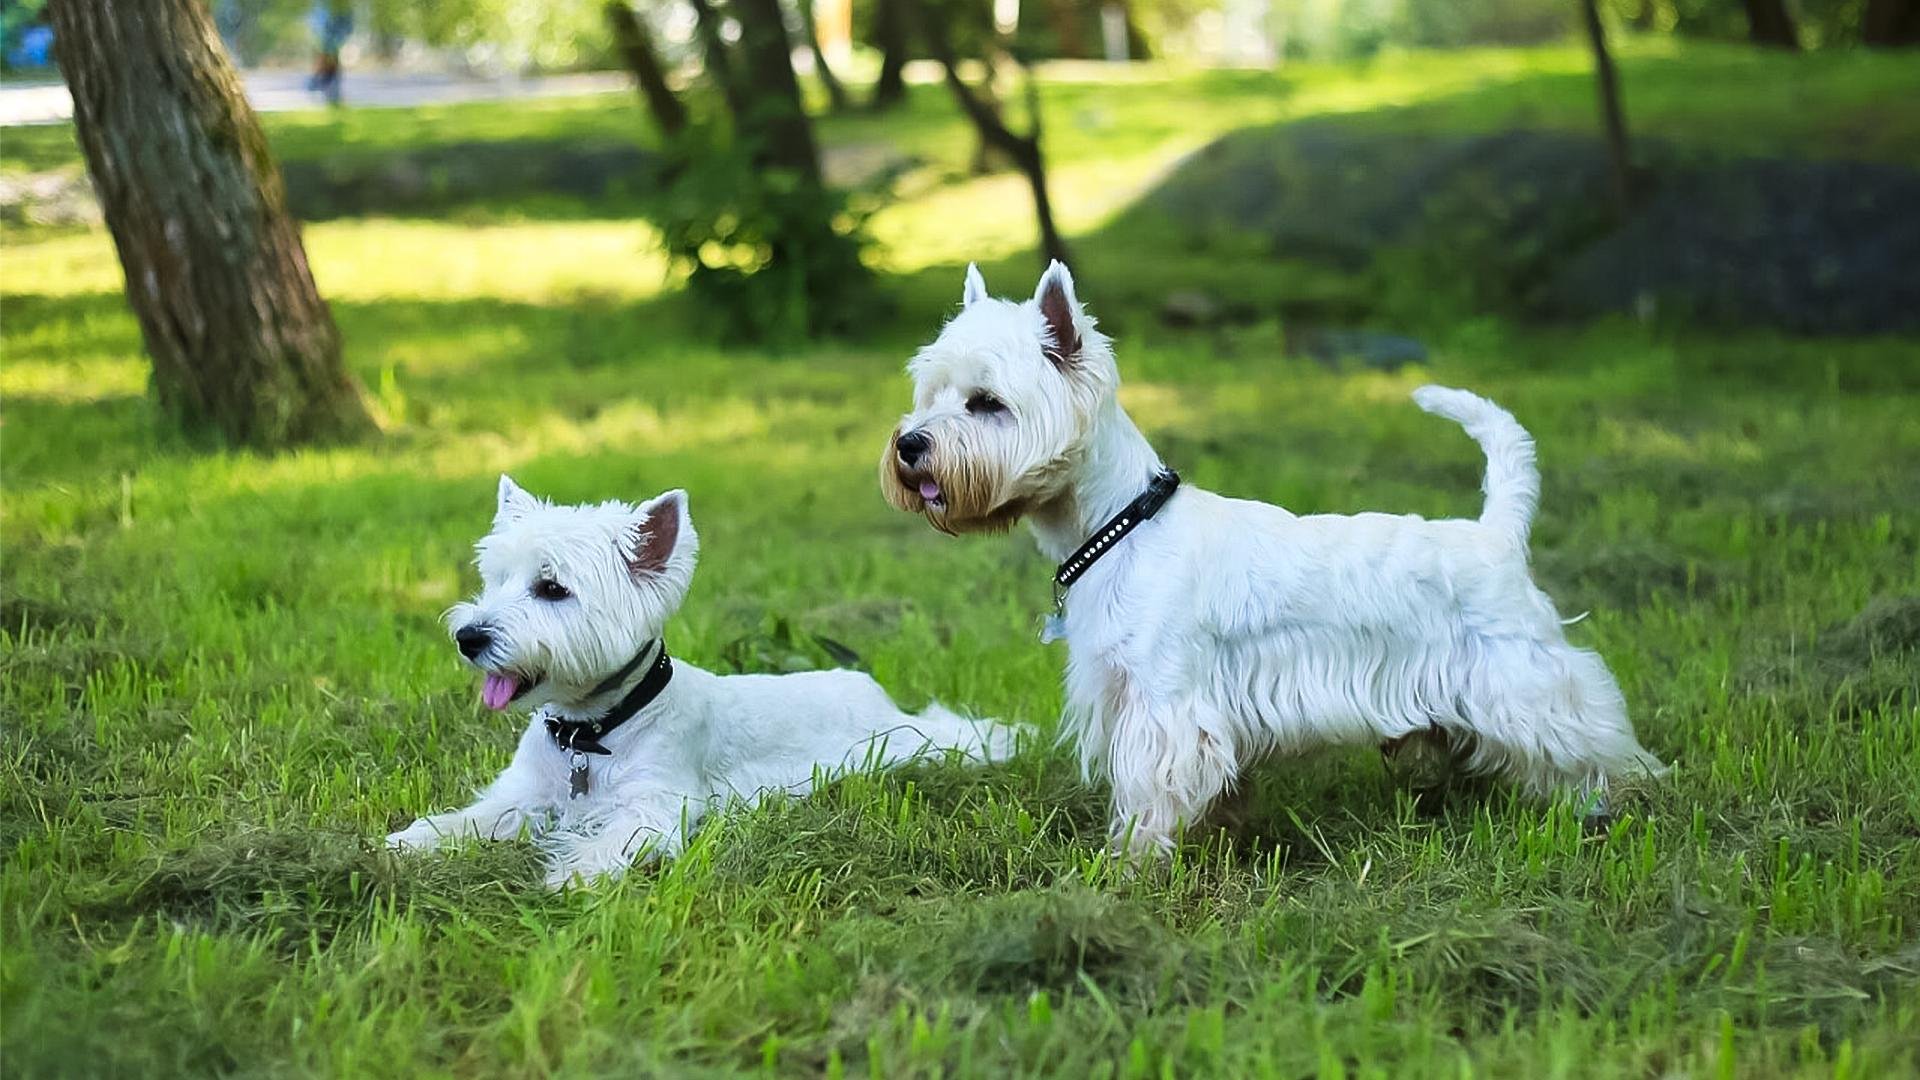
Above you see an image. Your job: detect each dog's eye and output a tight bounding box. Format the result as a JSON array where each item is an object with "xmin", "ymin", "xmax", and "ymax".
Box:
[
  {"xmin": 966, "ymin": 392, "xmax": 1006, "ymax": 416},
  {"xmin": 532, "ymin": 579, "xmax": 571, "ymax": 602}
]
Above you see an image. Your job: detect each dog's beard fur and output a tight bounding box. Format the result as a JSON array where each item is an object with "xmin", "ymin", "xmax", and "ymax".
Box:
[{"xmin": 878, "ymin": 425, "xmax": 1049, "ymax": 536}]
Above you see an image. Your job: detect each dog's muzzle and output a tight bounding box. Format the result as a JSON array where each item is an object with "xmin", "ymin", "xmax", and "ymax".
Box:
[
  {"xmin": 892, "ymin": 429, "xmax": 945, "ymax": 508},
  {"xmin": 455, "ymin": 623, "xmax": 493, "ymax": 660},
  {"xmin": 895, "ymin": 429, "xmax": 932, "ymax": 469}
]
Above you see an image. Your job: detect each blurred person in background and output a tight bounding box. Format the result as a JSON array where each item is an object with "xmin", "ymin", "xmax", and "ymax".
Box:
[{"xmin": 307, "ymin": 0, "xmax": 352, "ymax": 105}]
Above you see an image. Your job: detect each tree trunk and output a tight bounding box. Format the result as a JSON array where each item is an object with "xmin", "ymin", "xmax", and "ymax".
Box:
[
  {"xmin": 1040, "ymin": 0, "xmax": 1088, "ymax": 59},
  {"xmin": 871, "ymin": 0, "xmax": 910, "ymax": 109},
  {"xmin": 1863, "ymin": 0, "xmax": 1920, "ymax": 45},
  {"xmin": 604, "ymin": 1, "xmax": 687, "ymax": 137},
  {"xmin": 1578, "ymin": 0, "xmax": 1634, "ymax": 216},
  {"xmin": 916, "ymin": 0, "xmax": 1072, "ymax": 267},
  {"xmin": 1009, "ymin": 138, "xmax": 1071, "ymax": 268},
  {"xmin": 796, "ymin": 0, "xmax": 852, "ymax": 111},
  {"xmin": 729, "ymin": 0, "xmax": 827, "ymax": 183},
  {"xmin": 1741, "ymin": 0, "xmax": 1800, "ymax": 49},
  {"xmin": 48, "ymin": 0, "xmax": 371, "ymax": 448},
  {"xmin": 687, "ymin": 0, "xmax": 749, "ymax": 118}
]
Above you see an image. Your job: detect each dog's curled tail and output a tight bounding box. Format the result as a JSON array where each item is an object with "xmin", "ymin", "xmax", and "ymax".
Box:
[{"xmin": 1411, "ymin": 385, "xmax": 1539, "ymax": 548}]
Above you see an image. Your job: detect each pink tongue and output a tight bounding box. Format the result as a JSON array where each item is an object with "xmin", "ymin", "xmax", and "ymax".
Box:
[
  {"xmin": 481, "ymin": 673, "xmax": 519, "ymax": 710},
  {"xmin": 919, "ymin": 480, "xmax": 942, "ymax": 501}
]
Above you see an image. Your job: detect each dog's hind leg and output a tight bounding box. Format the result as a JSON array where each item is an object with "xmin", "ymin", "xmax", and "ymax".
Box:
[
  {"xmin": 1450, "ymin": 641, "xmax": 1662, "ymax": 821},
  {"xmin": 907, "ymin": 702, "xmax": 1023, "ymax": 764},
  {"xmin": 846, "ymin": 701, "xmax": 1021, "ymax": 770}
]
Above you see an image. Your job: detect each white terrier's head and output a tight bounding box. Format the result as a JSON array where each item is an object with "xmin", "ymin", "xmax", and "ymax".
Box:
[
  {"xmin": 446, "ymin": 476, "xmax": 698, "ymax": 712},
  {"xmin": 879, "ymin": 261, "xmax": 1118, "ymax": 534}
]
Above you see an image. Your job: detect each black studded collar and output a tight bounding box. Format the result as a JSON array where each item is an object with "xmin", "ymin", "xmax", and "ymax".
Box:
[
  {"xmin": 544, "ymin": 641, "xmax": 672, "ymax": 756},
  {"xmin": 1053, "ymin": 469, "xmax": 1181, "ymax": 594}
]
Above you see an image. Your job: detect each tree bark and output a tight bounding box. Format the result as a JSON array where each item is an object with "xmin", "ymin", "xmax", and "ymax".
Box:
[
  {"xmin": 721, "ymin": 0, "xmax": 825, "ymax": 182},
  {"xmin": 795, "ymin": 0, "xmax": 852, "ymax": 112},
  {"xmin": 687, "ymin": 0, "xmax": 749, "ymax": 119},
  {"xmin": 1578, "ymin": 0, "xmax": 1634, "ymax": 216},
  {"xmin": 604, "ymin": 1, "xmax": 687, "ymax": 137},
  {"xmin": 48, "ymin": 0, "xmax": 371, "ymax": 448},
  {"xmin": 1741, "ymin": 0, "xmax": 1800, "ymax": 49},
  {"xmin": 871, "ymin": 0, "xmax": 910, "ymax": 109},
  {"xmin": 916, "ymin": 0, "xmax": 1071, "ymax": 267},
  {"xmin": 1863, "ymin": 0, "xmax": 1920, "ymax": 45},
  {"xmin": 729, "ymin": 0, "xmax": 828, "ymax": 183}
]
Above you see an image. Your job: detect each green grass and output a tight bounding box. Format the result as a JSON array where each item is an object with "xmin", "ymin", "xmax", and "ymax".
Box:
[{"xmin": 4, "ymin": 43, "xmax": 1919, "ymax": 1077}]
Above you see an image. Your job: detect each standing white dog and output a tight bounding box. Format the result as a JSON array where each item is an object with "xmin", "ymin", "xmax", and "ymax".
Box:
[
  {"xmin": 880, "ymin": 261, "xmax": 1663, "ymax": 854},
  {"xmin": 389, "ymin": 477, "xmax": 1015, "ymax": 886}
]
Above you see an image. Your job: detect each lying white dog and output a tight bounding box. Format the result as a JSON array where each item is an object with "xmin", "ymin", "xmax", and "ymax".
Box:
[{"xmin": 388, "ymin": 477, "xmax": 1016, "ymax": 886}]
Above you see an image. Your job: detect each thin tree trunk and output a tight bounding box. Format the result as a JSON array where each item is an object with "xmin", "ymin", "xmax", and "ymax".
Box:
[
  {"xmin": 796, "ymin": 0, "xmax": 851, "ymax": 111},
  {"xmin": 1040, "ymin": 0, "xmax": 1087, "ymax": 59},
  {"xmin": 687, "ymin": 0, "xmax": 748, "ymax": 118},
  {"xmin": 871, "ymin": 0, "xmax": 910, "ymax": 109},
  {"xmin": 1863, "ymin": 0, "xmax": 1920, "ymax": 45},
  {"xmin": 1012, "ymin": 63, "xmax": 1070, "ymax": 267},
  {"xmin": 1578, "ymin": 0, "xmax": 1634, "ymax": 216},
  {"xmin": 1741, "ymin": 0, "xmax": 1800, "ymax": 49},
  {"xmin": 916, "ymin": 0, "xmax": 1071, "ymax": 267},
  {"xmin": 604, "ymin": 1, "xmax": 687, "ymax": 137},
  {"xmin": 48, "ymin": 0, "xmax": 371, "ymax": 448}
]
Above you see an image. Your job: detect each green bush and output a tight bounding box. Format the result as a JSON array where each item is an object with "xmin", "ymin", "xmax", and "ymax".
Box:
[{"xmin": 652, "ymin": 129, "xmax": 881, "ymax": 343}]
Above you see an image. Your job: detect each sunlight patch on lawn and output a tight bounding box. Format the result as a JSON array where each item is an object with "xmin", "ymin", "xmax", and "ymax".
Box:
[
  {"xmin": 2, "ymin": 230, "xmax": 124, "ymax": 294},
  {"xmin": 3, "ymin": 218, "xmax": 678, "ymax": 311},
  {"xmin": 305, "ymin": 219, "xmax": 674, "ymax": 303},
  {"xmin": 0, "ymin": 354, "xmax": 145, "ymax": 402},
  {"xmin": 1599, "ymin": 416, "xmax": 1765, "ymax": 468}
]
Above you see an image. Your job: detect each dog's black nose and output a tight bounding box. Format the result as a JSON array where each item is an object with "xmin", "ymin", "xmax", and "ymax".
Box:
[
  {"xmin": 455, "ymin": 625, "xmax": 493, "ymax": 660},
  {"xmin": 896, "ymin": 429, "xmax": 931, "ymax": 465}
]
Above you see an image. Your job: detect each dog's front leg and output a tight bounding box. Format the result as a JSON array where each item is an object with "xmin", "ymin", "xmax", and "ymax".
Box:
[
  {"xmin": 388, "ymin": 725, "xmax": 553, "ymax": 852},
  {"xmin": 1105, "ymin": 702, "xmax": 1238, "ymax": 856},
  {"xmin": 542, "ymin": 798, "xmax": 704, "ymax": 889}
]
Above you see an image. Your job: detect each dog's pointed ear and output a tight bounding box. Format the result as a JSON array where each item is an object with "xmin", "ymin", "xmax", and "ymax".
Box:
[
  {"xmin": 625, "ymin": 489, "xmax": 692, "ymax": 580},
  {"xmin": 962, "ymin": 262, "xmax": 989, "ymax": 308},
  {"xmin": 1033, "ymin": 260, "xmax": 1082, "ymax": 371},
  {"xmin": 496, "ymin": 474, "xmax": 538, "ymax": 525}
]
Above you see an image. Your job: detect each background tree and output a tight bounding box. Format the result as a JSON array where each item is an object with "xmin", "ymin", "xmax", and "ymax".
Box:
[
  {"xmin": 1863, "ymin": 0, "xmax": 1920, "ymax": 44},
  {"xmin": 603, "ymin": 1, "xmax": 687, "ymax": 137},
  {"xmin": 619, "ymin": 0, "xmax": 874, "ymax": 339},
  {"xmin": 870, "ymin": 0, "xmax": 911, "ymax": 108},
  {"xmin": 732, "ymin": 0, "xmax": 829, "ymax": 175},
  {"xmin": 47, "ymin": 0, "xmax": 372, "ymax": 448},
  {"xmin": 914, "ymin": 0, "xmax": 1072, "ymax": 266},
  {"xmin": 1741, "ymin": 0, "xmax": 1800, "ymax": 48},
  {"xmin": 795, "ymin": 0, "xmax": 853, "ymax": 111},
  {"xmin": 1578, "ymin": 0, "xmax": 1634, "ymax": 215}
]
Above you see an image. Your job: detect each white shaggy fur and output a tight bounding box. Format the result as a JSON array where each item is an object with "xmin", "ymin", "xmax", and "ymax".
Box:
[
  {"xmin": 880, "ymin": 261, "xmax": 1664, "ymax": 854},
  {"xmin": 388, "ymin": 477, "xmax": 1016, "ymax": 887}
]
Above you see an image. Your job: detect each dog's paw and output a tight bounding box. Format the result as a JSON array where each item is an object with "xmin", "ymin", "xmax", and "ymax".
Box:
[
  {"xmin": 386, "ymin": 820, "xmax": 441, "ymax": 852},
  {"xmin": 543, "ymin": 856, "xmax": 628, "ymax": 892}
]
